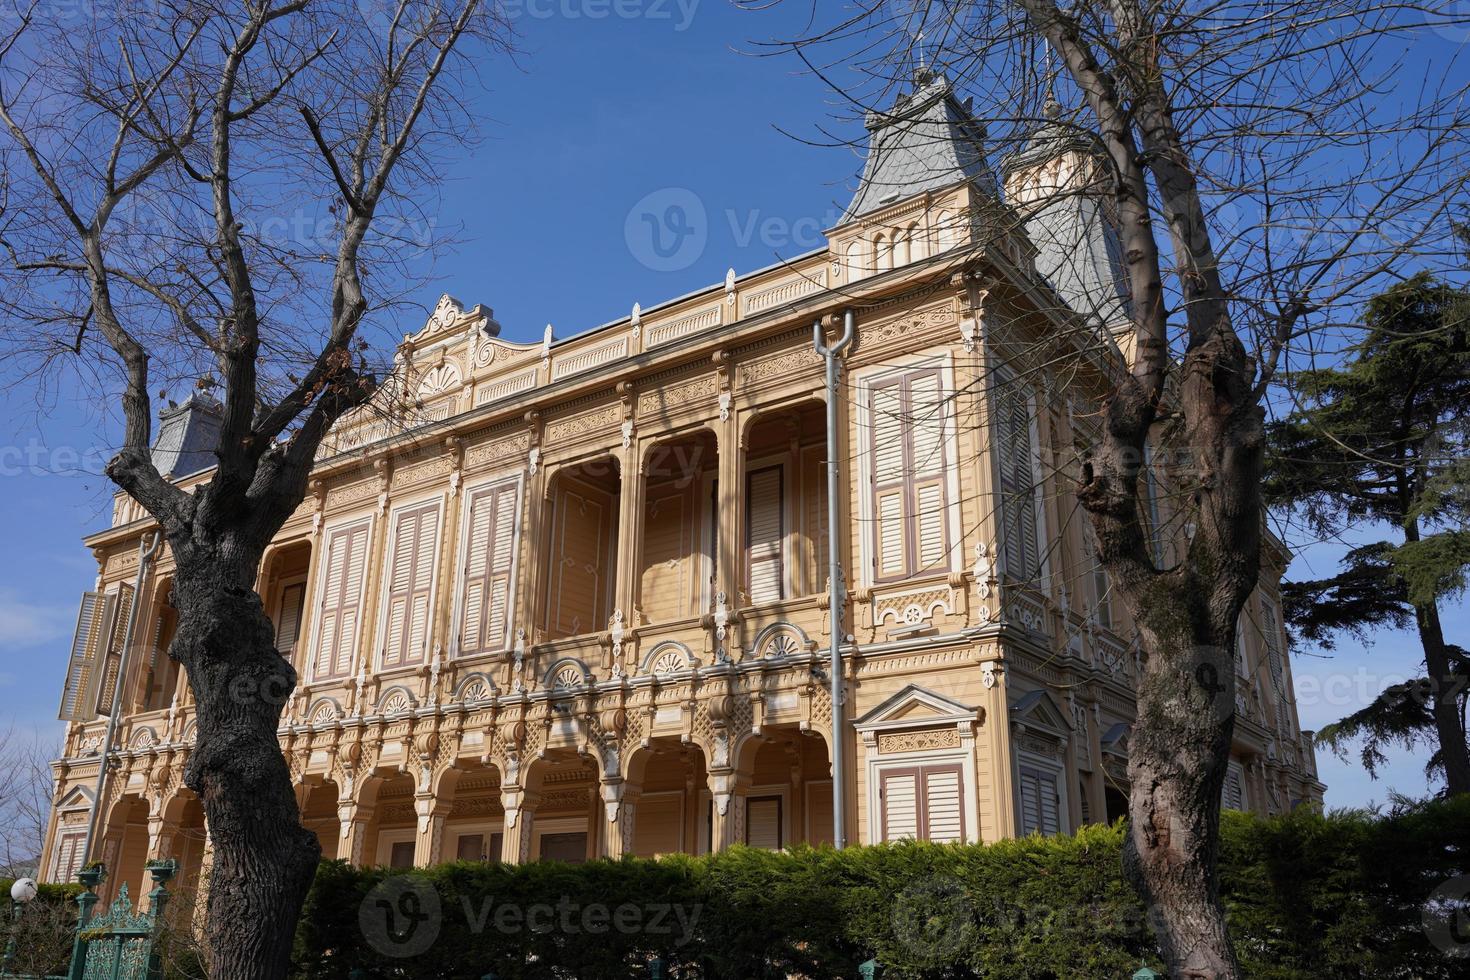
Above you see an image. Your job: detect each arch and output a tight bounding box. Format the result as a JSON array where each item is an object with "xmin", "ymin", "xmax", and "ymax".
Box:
[
  {"xmin": 375, "ymin": 686, "xmax": 418, "ymax": 717},
  {"xmin": 749, "ymin": 622, "xmax": 812, "ymax": 661},
  {"xmin": 544, "ymin": 657, "xmax": 591, "ymax": 692},
  {"xmin": 418, "ymin": 361, "xmax": 462, "ymax": 397},
  {"xmin": 307, "ymin": 697, "xmax": 344, "ymax": 727},
  {"xmin": 908, "ymin": 221, "xmax": 925, "ymax": 261},
  {"xmin": 453, "ymin": 672, "xmax": 498, "ymax": 705},
  {"xmin": 128, "ymin": 726, "xmax": 159, "ymax": 749},
  {"xmin": 893, "ymin": 227, "xmax": 911, "ymax": 266},
  {"xmin": 845, "ymin": 239, "xmax": 866, "ymax": 280},
  {"xmin": 641, "ymin": 640, "xmax": 694, "ymax": 676}
]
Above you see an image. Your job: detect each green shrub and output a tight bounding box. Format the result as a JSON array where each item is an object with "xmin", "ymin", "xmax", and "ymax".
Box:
[
  {"xmin": 287, "ymin": 798, "xmax": 1470, "ymax": 979},
  {"xmin": 1, "ymin": 877, "xmax": 83, "ymax": 977}
]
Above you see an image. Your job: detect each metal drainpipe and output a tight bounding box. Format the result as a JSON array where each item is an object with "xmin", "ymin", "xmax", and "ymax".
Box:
[
  {"xmin": 81, "ymin": 530, "xmax": 162, "ymax": 866},
  {"xmin": 814, "ymin": 311, "xmax": 854, "ymax": 849}
]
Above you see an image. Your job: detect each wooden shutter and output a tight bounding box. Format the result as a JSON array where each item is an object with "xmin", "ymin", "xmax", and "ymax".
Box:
[
  {"xmin": 549, "ymin": 481, "xmax": 611, "ymax": 639},
  {"xmin": 1143, "ymin": 445, "xmax": 1163, "ymax": 560},
  {"xmin": 275, "ymin": 582, "xmax": 305, "ymax": 656},
  {"xmin": 51, "ymin": 831, "xmax": 86, "ymax": 883},
  {"xmin": 58, "ymin": 591, "xmax": 114, "ymax": 722},
  {"xmin": 1224, "ymin": 764, "xmax": 1245, "ymax": 811},
  {"xmin": 643, "ymin": 484, "xmax": 692, "ymax": 620},
  {"xmin": 746, "ymin": 465, "xmax": 784, "ymax": 603},
  {"xmin": 1262, "ymin": 600, "xmax": 1292, "ymax": 735},
  {"xmin": 1083, "ymin": 530, "xmax": 1112, "ymax": 629},
  {"xmin": 745, "ymin": 796, "xmax": 783, "ymax": 850},
  {"xmin": 881, "ymin": 764, "xmax": 965, "ymax": 842},
  {"xmin": 880, "ymin": 769, "xmax": 921, "ymax": 841},
  {"xmin": 460, "ymin": 483, "xmax": 518, "ymax": 655},
  {"xmin": 870, "ymin": 369, "xmax": 951, "ymax": 583},
  {"xmin": 922, "ymin": 766, "xmax": 965, "ymax": 842},
  {"xmin": 389, "ymin": 841, "xmax": 415, "ymax": 868},
  {"xmin": 316, "ymin": 523, "xmax": 369, "ymax": 680},
  {"xmin": 996, "ymin": 377, "xmax": 1040, "ymax": 581},
  {"xmin": 383, "ymin": 502, "xmax": 440, "ymax": 669},
  {"xmin": 1019, "ymin": 766, "xmax": 1061, "ymax": 835},
  {"xmin": 801, "ymin": 447, "xmax": 829, "ymax": 597},
  {"xmin": 93, "ymin": 583, "xmax": 135, "ymax": 716}
]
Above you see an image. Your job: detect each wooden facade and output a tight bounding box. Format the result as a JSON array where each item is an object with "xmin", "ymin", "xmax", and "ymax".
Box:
[{"xmin": 40, "ymin": 77, "xmax": 1325, "ymax": 907}]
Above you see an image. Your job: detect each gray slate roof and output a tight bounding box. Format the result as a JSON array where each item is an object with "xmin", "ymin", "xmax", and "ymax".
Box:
[
  {"xmin": 152, "ymin": 394, "xmax": 223, "ymax": 479},
  {"xmin": 843, "ymin": 70, "xmax": 998, "ymax": 221}
]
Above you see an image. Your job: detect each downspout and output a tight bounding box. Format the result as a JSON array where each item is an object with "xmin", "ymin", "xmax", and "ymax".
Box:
[
  {"xmin": 81, "ymin": 530, "xmax": 162, "ymax": 866},
  {"xmin": 814, "ymin": 311, "xmax": 854, "ymax": 849}
]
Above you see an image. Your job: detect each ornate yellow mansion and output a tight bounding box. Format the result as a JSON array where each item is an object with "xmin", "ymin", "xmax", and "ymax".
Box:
[{"xmin": 41, "ymin": 73, "xmax": 1324, "ymax": 904}]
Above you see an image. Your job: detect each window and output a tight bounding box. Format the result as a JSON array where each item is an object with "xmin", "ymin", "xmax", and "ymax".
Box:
[
  {"xmin": 746, "ymin": 465, "xmax": 785, "ymax": 603},
  {"xmin": 745, "ymin": 795, "xmax": 783, "ymax": 850},
  {"xmin": 389, "ymin": 841, "xmax": 415, "ymax": 869},
  {"xmin": 315, "ymin": 521, "xmax": 370, "ymax": 680},
  {"xmin": 1018, "ymin": 765, "xmax": 1061, "ymax": 836},
  {"xmin": 846, "ymin": 240, "xmax": 866, "ymax": 280},
  {"xmin": 274, "ymin": 581, "xmax": 305, "ymax": 657},
  {"xmin": 455, "ymin": 833, "xmax": 485, "ymax": 862},
  {"xmin": 994, "ymin": 373, "xmax": 1042, "ymax": 581},
  {"xmin": 382, "ymin": 501, "xmax": 441, "ymax": 670},
  {"xmin": 459, "ymin": 481, "xmax": 519, "ymax": 656},
  {"xmin": 1143, "ymin": 444, "xmax": 1163, "ymax": 561},
  {"xmin": 50, "ymin": 830, "xmax": 86, "ymax": 883},
  {"xmin": 539, "ymin": 832, "xmax": 588, "ymax": 863},
  {"xmin": 868, "ymin": 367, "xmax": 952, "ymax": 582},
  {"xmin": 1224, "ymin": 762, "xmax": 1248, "ymax": 812},
  {"xmin": 1261, "ymin": 599, "xmax": 1293, "ymax": 736},
  {"xmin": 879, "ymin": 764, "xmax": 965, "ymax": 843},
  {"xmin": 1082, "ymin": 525, "xmax": 1112, "ymax": 629}
]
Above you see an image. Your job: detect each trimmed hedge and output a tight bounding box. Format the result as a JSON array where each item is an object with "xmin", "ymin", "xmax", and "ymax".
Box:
[{"xmin": 295, "ymin": 796, "xmax": 1465, "ymax": 977}]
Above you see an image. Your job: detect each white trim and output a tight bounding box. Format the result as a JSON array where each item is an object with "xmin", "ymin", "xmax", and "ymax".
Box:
[
  {"xmin": 447, "ymin": 472, "xmax": 525, "ymax": 658},
  {"xmin": 865, "ymin": 748, "xmax": 979, "ymax": 845},
  {"xmin": 307, "ymin": 513, "xmax": 375, "ymax": 682},
  {"xmin": 372, "ymin": 489, "xmax": 450, "ymax": 672},
  {"xmin": 851, "ymin": 350, "xmax": 964, "ymax": 588}
]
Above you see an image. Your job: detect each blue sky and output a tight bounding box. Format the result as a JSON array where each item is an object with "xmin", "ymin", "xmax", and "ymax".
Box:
[{"xmin": 0, "ymin": 2, "xmax": 1459, "ymax": 811}]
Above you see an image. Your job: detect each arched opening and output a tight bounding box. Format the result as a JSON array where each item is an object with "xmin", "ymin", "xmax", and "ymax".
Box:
[
  {"xmin": 1104, "ymin": 785, "xmax": 1129, "ymax": 824},
  {"xmin": 523, "ymin": 750, "xmax": 599, "ymax": 863},
  {"xmin": 742, "ymin": 403, "xmax": 828, "ymax": 606},
  {"xmin": 299, "ymin": 778, "xmax": 341, "ymax": 860},
  {"xmin": 541, "ymin": 457, "xmax": 622, "ymax": 641},
  {"xmin": 436, "ymin": 760, "xmax": 504, "ymax": 863},
  {"xmin": 638, "ymin": 431, "xmax": 719, "ymax": 625},
  {"xmin": 736, "ymin": 727, "xmax": 833, "ymax": 850},
  {"xmin": 136, "ymin": 576, "xmax": 181, "ymax": 714},
  {"xmin": 362, "ymin": 772, "xmax": 418, "ymax": 868},
  {"xmin": 99, "ymin": 794, "xmax": 149, "ymax": 907},
  {"xmin": 262, "ymin": 540, "xmax": 312, "ymax": 671},
  {"xmin": 626, "ymin": 739, "xmax": 707, "ymax": 857}
]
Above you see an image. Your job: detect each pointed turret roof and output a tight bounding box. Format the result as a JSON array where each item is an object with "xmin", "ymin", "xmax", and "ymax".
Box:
[{"xmin": 842, "ymin": 68, "xmax": 997, "ymax": 221}]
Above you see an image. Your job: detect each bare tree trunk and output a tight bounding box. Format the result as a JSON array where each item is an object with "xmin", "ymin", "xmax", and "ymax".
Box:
[{"xmin": 172, "ymin": 557, "xmax": 320, "ymax": 980}]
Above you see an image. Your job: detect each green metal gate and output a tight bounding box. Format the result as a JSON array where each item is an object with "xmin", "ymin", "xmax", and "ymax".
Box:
[{"xmin": 64, "ymin": 861, "xmax": 176, "ymax": 980}]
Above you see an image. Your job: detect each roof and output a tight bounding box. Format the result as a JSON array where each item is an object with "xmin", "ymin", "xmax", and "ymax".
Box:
[
  {"xmin": 842, "ymin": 68, "xmax": 997, "ymax": 221},
  {"xmin": 1000, "ymin": 95, "xmax": 1106, "ymax": 175},
  {"xmin": 151, "ymin": 393, "xmax": 223, "ymax": 479}
]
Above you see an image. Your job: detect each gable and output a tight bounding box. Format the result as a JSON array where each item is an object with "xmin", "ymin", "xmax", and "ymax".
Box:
[
  {"xmin": 854, "ymin": 683, "xmax": 981, "ymax": 732},
  {"xmin": 1009, "ymin": 688, "xmax": 1070, "ymax": 736}
]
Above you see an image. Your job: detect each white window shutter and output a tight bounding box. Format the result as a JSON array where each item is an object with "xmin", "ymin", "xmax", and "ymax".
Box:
[
  {"xmin": 317, "ymin": 523, "xmax": 369, "ymax": 680},
  {"xmin": 58, "ymin": 591, "xmax": 114, "ymax": 722},
  {"xmin": 384, "ymin": 503, "xmax": 439, "ymax": 668},
  {"xmin": 1019, "ymin": 766, "xmax": 1060, "ymax": 835},
  {"xmin": 868, "ymin": 368, "xmax": 952, "ymax": 582},
  {"xmin": 881, "ymin": 770, "xmax": 920, "ymax": 841},
  {"xmin": 746, "ymin": 466, "xmax": 784, "ymax": 603},
  {"xmin": 922, "ymin": 767, "xmax": 965, "ymax": 842},
  {"xmin": 461, "ymin": 483, "xmax": 520, "ymax": 655}
]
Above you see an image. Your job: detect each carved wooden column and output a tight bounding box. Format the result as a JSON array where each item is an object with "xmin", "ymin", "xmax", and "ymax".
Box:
[
  {"xmin": 514, "ymin": 412, "xmax": 546, "ymax": 673},
  {"xmin": 706, "ymin": 768, "xmax": 750, "ymax": 852},
  {"xmin": 413, "ymin": 793, "xmax": 452, "ymax": 867},
  {"xmin": 599, "ymin": 778, "xmax": 638, "ymax": 859},
  {"xmin": 498, "ymin": 787, "xmax": 539, "ymax": 864},
  {"xmin": 610, "ymin": 383, "xmax": 643, "ymax": 673},
  {"xmin": 338, "ymin": 801, "xmax": 373, "ymax": 867},
  {"xmin": 712, "ymin": 350, "xmax": 741, "ymax": 660}
]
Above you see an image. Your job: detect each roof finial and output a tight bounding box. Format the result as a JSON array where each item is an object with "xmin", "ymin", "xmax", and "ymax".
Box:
[{"xmin": 1042, "ymin": 41, "xmax": 1060, "ymax": 119}]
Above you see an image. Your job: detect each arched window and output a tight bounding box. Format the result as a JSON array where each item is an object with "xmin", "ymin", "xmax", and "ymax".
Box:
[
  {"xmin": 908, "ymin": 221, "xmax": 925, "ymax": 261},
  {"xmin": 846, "ymin": 239, "xmax": 865, "ymax": 280},
  {"xmin": 893, "ymin": 228, "xmax": 911, "ymax": 267},
  {"xmin": 875, "ymin": 233, "xmax": 892, "ymax": 271},
  {"xmin": 935, "ymin": 211, "xmax": 954, "ymax": 250}
]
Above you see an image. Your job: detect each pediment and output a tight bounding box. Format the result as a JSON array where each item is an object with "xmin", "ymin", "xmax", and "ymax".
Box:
[
  {"xmin": 854, "ymin": 684, "xmax": 981, "ymax": 732},
  {"xmin": 1009, "ymin": 688, "xmax": 1070, "ymax": 736},
  {"xmin": 57, "ymin": 785, "xmax": 95, "ymax": 810}
]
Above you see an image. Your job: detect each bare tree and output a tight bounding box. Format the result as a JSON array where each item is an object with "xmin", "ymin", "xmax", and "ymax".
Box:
[
  {"xmin": 0, "ymin": 726, "xmax": 55, "ymax": 878},
  {"xmin": 753, "ymin": 1, "xmax": 1470, "ymax": 975},
  {"xmin": 0, "ymin": 3, "xmax": 511, "ymax": 976}
]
